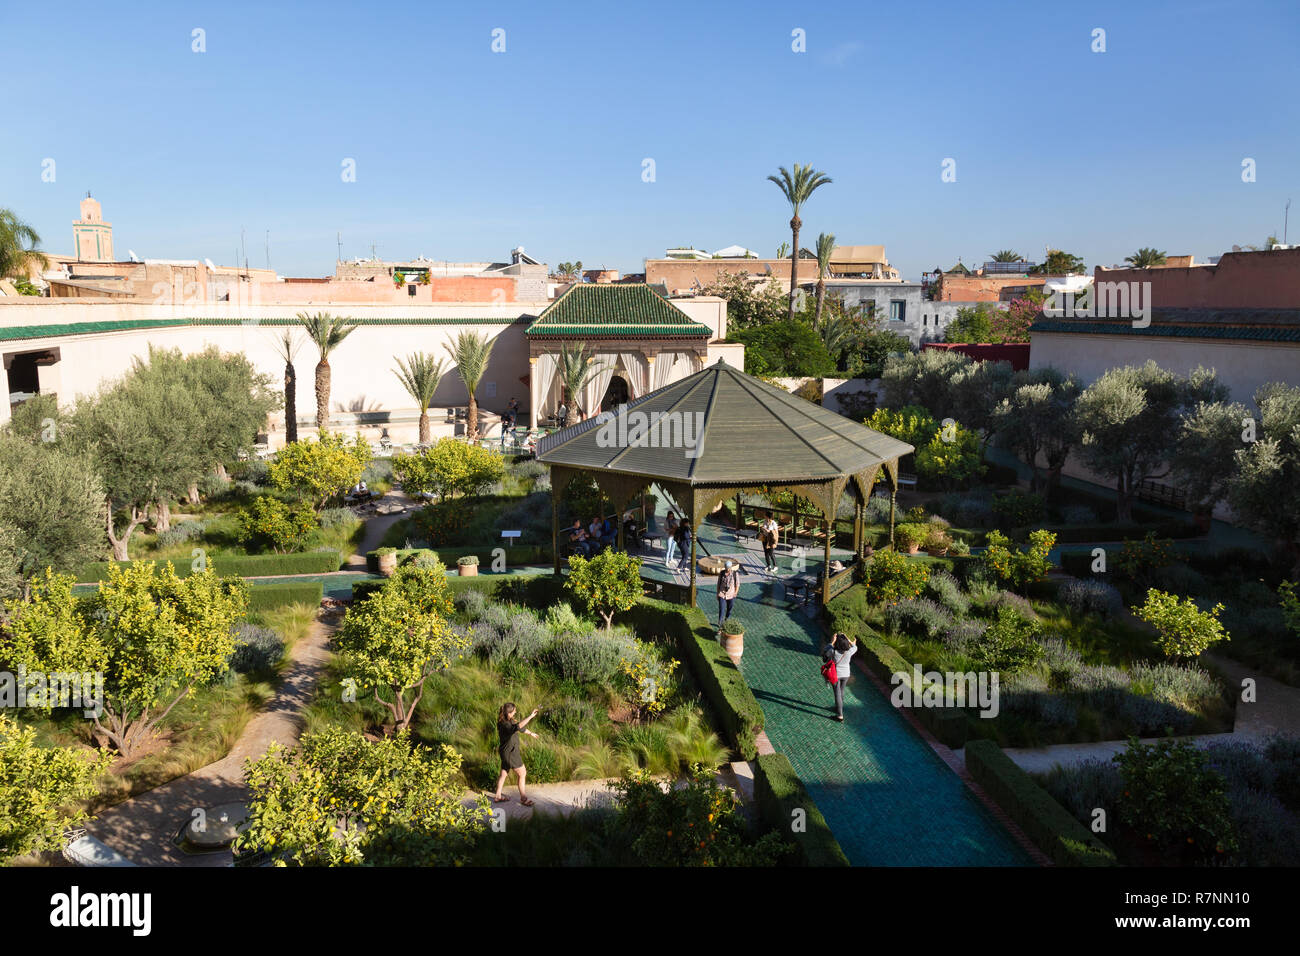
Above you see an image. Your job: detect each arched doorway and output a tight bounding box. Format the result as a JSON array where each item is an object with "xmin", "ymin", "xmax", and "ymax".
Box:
[{"xmin": 600, "ymin": 375, "xmax": 629, "ymax": 412}]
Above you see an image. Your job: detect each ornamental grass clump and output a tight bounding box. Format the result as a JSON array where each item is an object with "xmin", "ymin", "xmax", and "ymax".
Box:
[
  {"xmin": 1058, "ymin": 576, "xmax": 1123, "ymax": 618},
  {"xmin": 925, "ymin": 570, "xmax": 970, "ymax": 616},
  {"xmin": 884, "ymin": 597, "xmax": 953, "ymax": 641}
]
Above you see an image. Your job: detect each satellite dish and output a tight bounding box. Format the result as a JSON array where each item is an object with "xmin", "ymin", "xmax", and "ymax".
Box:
[
  {"xmin": 204, "ymin": 258, "xmax": 217, "ymax": 270},
  {"xmin": 128, "ymin": 250, "xmax": 140, "ymax": 262}
]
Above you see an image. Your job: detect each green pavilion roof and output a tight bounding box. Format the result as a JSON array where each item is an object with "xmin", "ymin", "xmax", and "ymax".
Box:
[
  {"xmin": 525, "ymin": 283, "xmax": 711, "ymax": 339},
  {"xmin": 536, "ymin": 359, "xmax": 914, "ymax": 485}
]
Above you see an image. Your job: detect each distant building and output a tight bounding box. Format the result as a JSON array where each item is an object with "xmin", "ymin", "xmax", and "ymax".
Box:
[
  {"xmin": 805, "ymin": 278, "xmax": 994, "ymax": 346},
  {"xmin": 647, "ymin": 243, "xmax": 895, "ymax": 295},
  {"xmin": 72, "ymin": 195, "xmax": 113, "ymax": 262},
  {"xmin": 827, "ymin": 245, "xmax": 898, "ymax": 280}
]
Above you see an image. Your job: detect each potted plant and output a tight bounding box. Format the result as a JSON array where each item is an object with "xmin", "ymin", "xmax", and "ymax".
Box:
[
  {"xmin": 375, "ymin": 547, "xmax": 398, "ymax": 577},
  {"xmin": 393, "ymin": 271, "xmax": 405, "ymax": 287},
  {"xmin": 895, "ymin": 522, "xmax": 927, "ymax": 555},
  {"xmin": 923, "ymin": 526, "xmax": 951, "ymax": 557},
  {"xmin": 949, "ymin": 539, "xmax": 970, "ymax": 557},
  {"xmin": 457, "ymin": 554, "xmax": 479, "ymax": 577},
  {"xmin": 720, "ymin": 617, "xmax": 745, "ymax": 658}
]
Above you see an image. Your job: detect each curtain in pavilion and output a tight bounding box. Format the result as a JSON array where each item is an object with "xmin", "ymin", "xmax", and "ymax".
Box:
[
  {"xmin": 533, "ymin": 352, "xmax": 559, "ymax": 421},
  {"xmin": 651, "ymin": 352, "xmax": 679, "ymax": 391},
  {"xmin": 618, "ymin": 351, "xmax": 649, "ymax": 398},
  {"xmin": 581, "ymin": 355, "xmax": 617, "ymax": 418}
]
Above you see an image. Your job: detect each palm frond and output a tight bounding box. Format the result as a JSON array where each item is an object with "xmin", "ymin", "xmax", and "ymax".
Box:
[
  {"xmin": 296, "ymin": 312, "xmax": 360, "ymax": 358},
  {"xmin": 393, "ymin": 352, "xmax": 446, "ymax": 409},
  {"xmin": 444, "ymin": 331, "xmax": 495, "ymax": 392}
]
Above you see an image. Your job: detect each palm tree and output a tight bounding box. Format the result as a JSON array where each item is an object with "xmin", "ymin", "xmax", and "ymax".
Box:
[
  {"xmin": 297, "ymin": 312, "xmax": 360, "ymax": 431},
  {"xmin": 555, "ymin": 341, "xmax": 612, "ymax": 418},
  {"xmin": 269, "ymin": 329, "xmax": 303, "ymax": 443},
  {"xmin": 776, "ymin": 241, "xmax": 790, "ymax": 260},
  {"xmin": 0, "ymin": 209, "xmax": 49, "ymax": 280},
  {"xmin": 444, "ymin": 332, "xmax": 495, "ymax": 440},
  {"xmin": 1124, "ymin": 247, "xmax": 1168, "ymax": 268},
  {"xmin": 814, "ymin": 232, "xmax": 836, "ymax": 328},
  {"xmin": 393, "ymin": 351, "xmax": 446, "ymax": 444},
  {"xmin": 556, "ymin": 261, "xmax": 583, "ymax": 281},
  {"xmin": 767, "ymin": 165, "xmax": 833, "ymax": 322},
  {"xmin": 990, "ymin": 250, "xmax": 1022, "ymax": 262}
]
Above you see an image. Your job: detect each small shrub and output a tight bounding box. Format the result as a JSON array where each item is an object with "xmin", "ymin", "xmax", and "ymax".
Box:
[
  {"xmin": 1113, "ymin": 737, "xmax": 1238, "ymax": 860},
  {"xmin": 199, "ymin": 472, "xmax": 231, "ymax": 500},
  {"xmin": 966, "ymin": 606, "xmax": 1043, "ymax": 673},
  {"xmin": 455, "ymin": 588, "xmax": 488, "ymax": 620},
  {"xmin": 1227, "ymin": 788, "xmax": 1300, "ymax": 866},
  {"xmin": 982, "ymin": 529, "xmax": 1055, "ymax": 592},
  {"xmin": 1058, "ymin": 577, "xmax": 1122, "ymax": 618},
  {"xmin": 1039, "ymin": 758, "xmax": 1123, "ymax": 824},
  {"xmin": 155, "ymin": 520, "xmax": 208, "ymax": 550},
  {"xmin": 992, "ymin": 490, "xmax": 1046, "ymax": 527},
  {"xmin": 925, "ymin": 570, "xmax": 970, "ymax": 616},
  {"xmin": 543, "ymin": 602, "xmax": 595, "ymax": 636},
  {"xmin": 894, "ymin": 522, "xmax": 929, "ymax": 550},
  {"xmin": 1058, "ymin": 504, "xmax": 1097, "ymax": 525},
  {"xmin": 1151, "ymin": 562, "xmax": 1208, "ymax": 596},
  {"xmin": 228, "ymin": 623, "xmax": 284, "ymax": 674},
  {"xmin": 1133, "ymin": 588, "xmax": 1229, "ymax": 660},
  {"xmin": 545, "ymin": 629, "xmax": 635, "ymax": 684},
  {"xmin": 1265, "ymin": 736, "xmax": 1300, "ymax": 811},
  {"xmin": 864, "ymin": 549, "xmax": 930, "ymax": 604},
  {"xmin": 941, "ymin": 618, "xmax": 987, "ymax": 654},
  {"xmin": 319, "ymin": 507, "xmax": 357, "ymax": 529},
  {"xmin": 884, "ymin": 597, "xmax": 954, "ymax": 640}
]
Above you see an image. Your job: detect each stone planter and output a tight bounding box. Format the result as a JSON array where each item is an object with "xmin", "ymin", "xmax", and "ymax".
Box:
[
  {"xmin": 720, "ymin": 622, "xmax": 744, "ymax": 658},
  {"xmin": 457, "ymin": 562, "xmax": 478, "ymax": 577},
  {"xmin": 924, "ymin": 546, "xmax": 948, "ymax": 557},
  {"xmin": 905, "ymin": 543, "xmax": 921, "ymax": 555},
  {"xmin": 376, "ymin": 551, "xmax": 398, "ymax": 577}
]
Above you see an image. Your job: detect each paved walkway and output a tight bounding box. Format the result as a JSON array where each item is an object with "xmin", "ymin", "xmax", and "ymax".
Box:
[
  {"xmin": 990, "ymin": 653, "xmax": 1300, "ymax": 775},
  {"xmin": 344, "ymin": 490, "xmax": 418, "ymax": 570},
  {"xmin": 673, "ymin": 521, "xmax": 1033, "ymax": 866},
  {"xmin": 84, "ymin": 615, "xmax": 337, "ymax": 866}
]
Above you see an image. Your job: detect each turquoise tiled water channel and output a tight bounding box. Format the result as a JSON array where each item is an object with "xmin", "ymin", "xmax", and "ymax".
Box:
[{"xmin": 671, "ymin": 521, "xmax": 1033, "ymax": 867}]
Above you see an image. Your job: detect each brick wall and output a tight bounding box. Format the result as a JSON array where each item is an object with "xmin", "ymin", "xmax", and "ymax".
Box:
[
  {"xmin": 936, "ymin": 274, "xmax": 1050, "ymax": 302},
  {"xmin": 1093, "ymin": 247, "xmax": 1300, "ymax": 309}
]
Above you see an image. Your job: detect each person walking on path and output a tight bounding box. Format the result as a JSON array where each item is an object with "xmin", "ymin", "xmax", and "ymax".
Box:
[
  {"xmin": 759, "ymin": 511, "xmax": 780, "ymax": 574},
  {"xmin": 676, "ymin": 520, "xmax": 692, "ymax": 572},
  {"xmin": 663, "ymin": 511, "xmax": 680, "ymax": 567},
  {"xmin": 493, "ymin": 702, "xmax": 541, "ymax": 805},
  {"xmin": 824, "ymin": 632, "xmax": 857, "ymax": 722},
  {"xmin": 716, "ymin": 559, "xmax": 740, "ymax": 627}
]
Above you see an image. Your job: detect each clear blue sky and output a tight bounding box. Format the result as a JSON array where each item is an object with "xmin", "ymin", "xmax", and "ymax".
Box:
[{"xmin": 5, "ymin": 0, "xmax": 1298, "ymax": 280}]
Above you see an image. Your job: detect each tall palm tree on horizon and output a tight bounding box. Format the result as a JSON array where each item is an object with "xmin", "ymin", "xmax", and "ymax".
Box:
[
  {"xmin": 0, "ymin": 209, "xmax": 49, "ymax": 281},
  {"xmin": 393, "ymin": 351, "xmax": 447, "ymax": 444},
  {"xmin": 445, "ymin": 332, "xmax": 495, "ymax": 440},
  {"xmin": 1125, "ymin": 247, "xmax": 1168, "ymax": 268},
  {"xmin": 767, "ymin": 164, "xmax": 832, "ymax": 322},
  {"xmin": 269, "ymin": 329, "xmax": 303, "ymax": 443},
  {"xmin": 814, "ymin": 232, "xmax": 836, "ymax": 329},
  {"xmin": 298, "ymin": 312, "xmax": 360, "ymax": 431}
]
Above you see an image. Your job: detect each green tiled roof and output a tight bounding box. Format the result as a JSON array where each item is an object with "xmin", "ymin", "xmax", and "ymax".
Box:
[
  {"xmin": 525, "ymin": 284, "xmax": 711, "ymax": 338},
  {"xmin": 0, "ymin": 315, "xmax": 530, "ymax": 343}
]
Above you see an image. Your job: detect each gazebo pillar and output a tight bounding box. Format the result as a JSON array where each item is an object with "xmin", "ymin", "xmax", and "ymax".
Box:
[
  {"xmin": 688, "ymin": 502, "xmax": 698, "ymax": 609},
  {"xmin": 822, "ymin": 517, "xmax": 832, "ymax": 605},
  {"xmin": 551, "ymin": 488, "xmax": 561, "ymax": 575},
  {"xmin": 529, "ymin": 356, "xmax": 539, "ymax": 430},
  {"xmin": 889, "ymin": 485, "xmax": 897, "ymax": 550},
  {"xmin": 853, "ymin": 500, "xmax": 863, "ymax": 559}
]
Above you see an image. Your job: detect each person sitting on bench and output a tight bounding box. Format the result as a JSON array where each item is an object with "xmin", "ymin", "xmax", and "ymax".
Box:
[{"xmin": 568, "ymin": 519, "xmax": 593, "ymax": 557}]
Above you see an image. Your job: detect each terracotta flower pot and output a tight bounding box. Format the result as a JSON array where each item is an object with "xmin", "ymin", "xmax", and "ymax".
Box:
[
  {"xmin": 457, "ymin": 563, "xmax": 478, "ymax": 576},
  {"xmin": 905, "ymin": 544, "xmax": 921, "ymax": 555},
  {"xmin": 376, "ymin": 552, "xmax": 398, "ymax": 577},
  {"xmin": 720, "ymin": 623, "xmax": 744, "ymax": 658}
]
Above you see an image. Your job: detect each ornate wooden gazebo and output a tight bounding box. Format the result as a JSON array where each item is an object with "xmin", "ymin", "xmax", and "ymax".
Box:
[{"xmin": 537, "ymin": 359, "xmax": 914, "ymax": 606}]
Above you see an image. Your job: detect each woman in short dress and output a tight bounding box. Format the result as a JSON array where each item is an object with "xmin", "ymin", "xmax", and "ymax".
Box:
[{"xmin": 493, "ymin": 702, "xmax": 540, "ymax": 805}]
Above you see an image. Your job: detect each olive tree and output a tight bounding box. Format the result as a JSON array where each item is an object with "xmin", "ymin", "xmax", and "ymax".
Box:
[
  {"xmin": 1075, "ymin": 362, "xmax": 1226, "ymax": 523},
  {"xmin": 1229, "ymin": 383, "xmax": 1300, "ymax": 567},
  {"xmin": 993, "ymin": 367, "xmax": 1082, "ymax": 495}
]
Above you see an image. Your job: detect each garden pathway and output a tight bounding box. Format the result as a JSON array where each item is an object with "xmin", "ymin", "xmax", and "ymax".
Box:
[
  {"xmin": 344, "ymin": 489, "xmax": 419, "ymax": 570},
  {"xmin": 83, "ymin": 614, "xmax": 337, "ymax": 866},
  {"xmin": 674, "ymin": 522, "xmax": 1035, "ymax": 866},
  {"xmin": 993, "ymin": 654, "xmax": 1300, "ymax": 776}
]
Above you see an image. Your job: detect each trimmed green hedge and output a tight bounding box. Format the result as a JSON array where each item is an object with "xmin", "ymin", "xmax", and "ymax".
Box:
[
  {"xmin": 365, "ymin": 545, "xmax": 549, "ymax": 572},
  {"xmin": 826, "ymin": 585, "xmax": 967, "ymax": 748},
  {"xmin": 752, "ymin": 753, "xmax": 850, "ymax": 867},
  {"xmin": 248, "ymin": 581, "xmax": 324, "ymax": 611},
  {"xmin": 622, "ymin": 597, "xmax": 765, "ymax": 761},
  {"xmin": 77, "ymin": 549, "xmax": 343, "ymax": 582},
  {"xmin": 964, "ymin": 739, "xmax": 1117, "ymax": 867}
]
